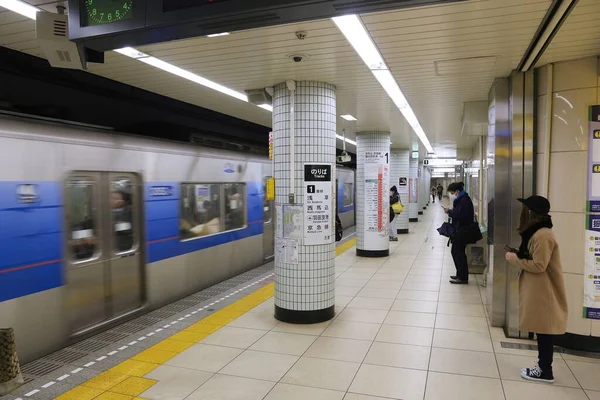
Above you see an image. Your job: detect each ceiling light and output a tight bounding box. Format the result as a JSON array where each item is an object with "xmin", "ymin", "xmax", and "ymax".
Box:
[
  {"xmin": 333, "ymin": 14, "xmax": 435, "ymax": 156},
  {"xmin": 332, "ymin": 15, "xmax": 385, "ymax": 70},
  {"xmin": 114, "ymin": 47, "xmax": 149, "ymax": 59},
  {"xmin": 0, "ymin": 0, "xmax": 40, "ymax": 19},
  {"xmin": 207, "ymin": 32, "xmax": 230, "ymax": 37},
  {"xmin": 336, "ymin": 134, "xmax": 356, "ymax": 146},
  {"xmin": 341, "ymin": 114, "xmax": 357, "ymax": 121},
  {"xmin": 258, "ymin": 104, "xmax": 273, "ymax": 112}
]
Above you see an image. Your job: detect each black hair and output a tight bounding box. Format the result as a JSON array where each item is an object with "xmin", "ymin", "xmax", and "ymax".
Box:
[{"xmin": 390, "ymin": 186, "xmax": 398, "ymax": 193}]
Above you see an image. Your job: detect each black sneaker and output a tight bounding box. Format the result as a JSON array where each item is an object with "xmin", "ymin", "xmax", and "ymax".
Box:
[
  {"xmin": 449, "ymin": 278, "xmax": 469, "ymax": 284},
  {"xmin": 450, "ymin": 275, "xmax": 458, "ymax": 280},
  {"xmin": 521, "ymin": 365, "xmax": 554, "ymax": 384}
]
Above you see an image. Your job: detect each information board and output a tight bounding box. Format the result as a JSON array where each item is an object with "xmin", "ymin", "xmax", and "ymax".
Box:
[
  {"xmin": 304, "ymin": 164, "xmax": 334, "ymax": 245},
  {"xmin": 585, "ymin": 105, "xmax": 600, "ymax": 319},
  {"xmin": 364, "ymin": 152, "xmax": 389, "ymax": 245}
]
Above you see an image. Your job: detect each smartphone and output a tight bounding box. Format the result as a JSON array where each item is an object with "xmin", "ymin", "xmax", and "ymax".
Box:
[{"xmin": 504, "ymin": 245, "xmax": 517, "ymax": 253}]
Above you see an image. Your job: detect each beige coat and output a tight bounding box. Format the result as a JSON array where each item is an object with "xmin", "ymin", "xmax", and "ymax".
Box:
[{"xmin": 510, "ymin": 228, "xmax": 568, "ymax": 335}]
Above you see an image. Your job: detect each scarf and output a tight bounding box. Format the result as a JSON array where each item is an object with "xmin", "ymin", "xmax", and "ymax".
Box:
[{"xmin": 517, "ymin": 217, "xmax": 553, "ymax": 260}]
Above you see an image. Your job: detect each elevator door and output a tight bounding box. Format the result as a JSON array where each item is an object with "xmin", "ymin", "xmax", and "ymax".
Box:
[{"xmin": 65, "ymin": 172, "xmax": 144, "ymax": 335}]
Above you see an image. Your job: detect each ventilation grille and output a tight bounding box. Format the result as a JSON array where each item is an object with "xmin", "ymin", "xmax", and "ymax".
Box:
[
  {"xmin": 53, "ymin": 19, "xmax": 67, "ymax": 37},
  {"xmin": 56, "ymin": 50, "xmax": 72, "ymax": 63},
  {"xmin": 21, "ymin": 360, "xmax": 62, "ymax": 377}
]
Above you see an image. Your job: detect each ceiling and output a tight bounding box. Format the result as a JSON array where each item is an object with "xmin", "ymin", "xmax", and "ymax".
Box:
[{"xmin": 1, "ymin": 0, "xmax": 600, "ymax": 157}]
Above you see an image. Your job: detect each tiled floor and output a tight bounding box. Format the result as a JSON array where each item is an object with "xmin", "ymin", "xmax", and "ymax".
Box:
[{"xmin": 63, "ymin": 204, "xmax": 600, "ymax": 400}]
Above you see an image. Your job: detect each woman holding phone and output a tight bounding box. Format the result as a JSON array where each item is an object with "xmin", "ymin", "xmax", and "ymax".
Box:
[{"xmin": 505, "ymin": 195, "xmax": 568, "ymax": 384}]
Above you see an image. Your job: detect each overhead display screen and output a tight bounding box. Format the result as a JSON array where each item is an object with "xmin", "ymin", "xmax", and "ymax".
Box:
[
  {"xmin": 82, "ymin": 0, "xmax": 134, "ymax": 26},
  {"xmin": 163, "ymin": 0, "xmax": 230, "ymax": 12}
]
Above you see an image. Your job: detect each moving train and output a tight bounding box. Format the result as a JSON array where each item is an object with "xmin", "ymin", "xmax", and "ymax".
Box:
[{"xmin": 0, "ymin": 115, "xmax": 355, "ymax": 362}]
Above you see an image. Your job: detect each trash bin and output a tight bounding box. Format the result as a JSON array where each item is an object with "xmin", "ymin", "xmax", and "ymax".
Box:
[{"xmin": 0, "ymin": 328, "xmax": 24, "ymax": 395}]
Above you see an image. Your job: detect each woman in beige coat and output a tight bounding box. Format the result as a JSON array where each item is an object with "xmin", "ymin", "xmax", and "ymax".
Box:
[{"xmin": 505, "ymin": 195, "xmax": 568, "ymax": 384}]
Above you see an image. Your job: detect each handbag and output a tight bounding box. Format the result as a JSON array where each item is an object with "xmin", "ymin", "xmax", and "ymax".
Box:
[
  {"xmin": 335, "ymin": 216, "xmax": 343, "ymax": 242},
  {"xmin": 456, "ymin": 220, "xmax": 483, "ymax": 244},
  {"xmin": 437, "ymin": 222, "xmax": 455, "ymax": 238},
  {"xmin": 392, "ymin": 203, "xmax": 404, "ymax": 214}
]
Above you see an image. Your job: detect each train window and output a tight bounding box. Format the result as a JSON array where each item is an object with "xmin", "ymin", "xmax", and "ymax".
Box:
[
  {"xmin": 224, "ymin": 183, "xmax": 246, "ymax": 231},
  {"xmin": 67, "ymin": 178, "xmax": 98, "ymax": 261},
  {"xmin": 343, "ymin": 183, "xmax": 354, "ymax": 207},
  {"xmin": 111, "ymin": 178, "xmax": 136, "ymax": 253},
  {"xmin": 180, "ymin": 183, "xmax": 223, "ymax": 240}
]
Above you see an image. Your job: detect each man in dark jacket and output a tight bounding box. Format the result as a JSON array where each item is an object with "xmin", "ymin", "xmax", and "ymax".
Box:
[{"xmin": 443, "ymin": 182, "xmax": 474, "ymax": 284}]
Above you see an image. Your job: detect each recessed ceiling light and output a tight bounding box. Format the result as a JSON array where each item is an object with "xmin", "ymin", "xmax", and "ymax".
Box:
[
  {"xmin": 341, "ymin": 114, "xmax": 357, "ymax": 121},
  {"xmin": 0, "ymin": 0, "xmax": 40, "ymax": 20},
  {"xmin": 207, "ymin": 32, "xmax": 230, "ymax": 37},
  {"xmin": 336, "ymin": 134, "xmax": 356, "ymax": 146}
]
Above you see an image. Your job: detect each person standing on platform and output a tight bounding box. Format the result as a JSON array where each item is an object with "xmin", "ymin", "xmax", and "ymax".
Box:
[
  {"xmin": 505, "ymin": 196, "xmax": 568, "ymax": 384},
  {"xmin": 443, "ymin": 182, "xmax": 474, "ymax": 284},
  {"xmin": 389, "ymin": 186, "xmax": 400, "ymax": 242},
  {"xmin": 437, "ymin": 184, "xmax": 443, "ymax": 201}
]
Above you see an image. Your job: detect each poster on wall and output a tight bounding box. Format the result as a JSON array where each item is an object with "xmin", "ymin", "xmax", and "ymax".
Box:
[
  {"xmin": 408, "ymin": 178, "xmax": 418, "ymax": 204},
  {"xmin": 304, "ymin": 164, "xmax": 334, "ymax": 245},
  {"xmin": 398, "ymin": 177, "xmax": 409, "ymax": 204},
  {"xmin": 585, "ymin": 105, "xmax": 600, "ymax": 319},
  {"xmin": 364, "ymin": 151, "xmax": 389, "ymax": 244}
]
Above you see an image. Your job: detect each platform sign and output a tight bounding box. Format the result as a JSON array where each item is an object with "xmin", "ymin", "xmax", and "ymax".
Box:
[
  {"xmin": 364, "ymin": 151, "xmax": 389, "ymax": 245},
  {"xmin": 304, "ymin": 164, "xmax": 333, "ymax": 245},
  {"xmin": 585, "ymin": 106, "xmax": 600, "ymax": 319}
]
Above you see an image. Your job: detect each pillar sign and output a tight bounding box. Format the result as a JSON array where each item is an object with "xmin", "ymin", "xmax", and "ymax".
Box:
[
  {"xmin": 304, "ymin": 164, "xmax": 333, "ymax": 245},
  {"xmin": 364, "ymin": 151, "xmax": 389, "ymax": 247}
]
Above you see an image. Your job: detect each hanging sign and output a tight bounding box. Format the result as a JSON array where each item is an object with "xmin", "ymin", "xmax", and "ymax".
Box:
[
  {"xmin": 304, "ymin": 164, "xmax": 334, "ymax": 245},
  {"xmin": 584, "ymin": 105, "xmax": 600, "ymax": 319},
  {"xmin": 364, "ymin": 151, "xmax": 389, "ymax": 245}
]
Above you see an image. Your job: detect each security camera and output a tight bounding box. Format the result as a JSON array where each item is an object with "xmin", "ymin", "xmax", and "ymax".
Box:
[{"xmin": 292, "ymin": 55, "xmax": 303, "ymax": 63}]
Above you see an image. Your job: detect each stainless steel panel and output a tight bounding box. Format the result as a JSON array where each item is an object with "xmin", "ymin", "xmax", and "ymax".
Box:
[{"xmin": 67, "ymin": 263, "xmax": 107, "ymax": 331}]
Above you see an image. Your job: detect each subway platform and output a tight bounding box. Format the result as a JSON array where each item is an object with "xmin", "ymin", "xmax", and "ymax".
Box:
[{"xmin": 5, "ymin": 206, "xmax": 600, "ymax": 400}]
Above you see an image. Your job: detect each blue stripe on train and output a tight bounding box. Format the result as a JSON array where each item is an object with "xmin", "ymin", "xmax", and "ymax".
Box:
[{"xmin": 0, "ymin": 181, "xmax": 265, "ymax": 302}]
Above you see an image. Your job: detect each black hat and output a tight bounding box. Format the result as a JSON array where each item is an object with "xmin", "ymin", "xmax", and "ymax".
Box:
[{"xmin": 518, "ymin": 195, "xmax": 550, "ymax": 216}]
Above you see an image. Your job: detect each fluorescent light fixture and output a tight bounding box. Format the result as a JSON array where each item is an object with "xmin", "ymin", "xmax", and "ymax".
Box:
[
  {"xmin": 333, "ymin": 14, "xmax": 435, "ymax": 155},
  {"xmin": 0, "ymin": 0, "xmax": 40, "ymax": 19},
  {"xmin": 114, "ymin": 47, "xmax": 149, "ymax": 59},
  {"xmin": 340, "ymin": 114, "xmax": 357, "ymax": 121},
  {"xmin": 207, "ymin": 32, "xmax": 230, "ymax": 37},
  {"xmin": 336, "ymin": 134, "xmax": 356, "ymax": 146},
  {"xmin": 332, "ymin": 15, "xmax": 385, "ymax": 70},
  {"xmin": 258, "ymin": 104, "xmax": 273, "ymax": 112}
]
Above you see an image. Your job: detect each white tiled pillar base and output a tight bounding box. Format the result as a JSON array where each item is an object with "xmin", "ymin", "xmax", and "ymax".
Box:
[
  {"xmin": 356, "ymin": 132, "xmax": 391, "ymax": 258},
  {"xmin": 391, "ymin": 150, "xmax": 410, "ymax": 234},
  {"xmin": 272, "ymin": 81, "xmax": 337, "ymax": 324},
  {"xmin": 409, "ymin": 156, "xmax": 419, "ymax": 222}
]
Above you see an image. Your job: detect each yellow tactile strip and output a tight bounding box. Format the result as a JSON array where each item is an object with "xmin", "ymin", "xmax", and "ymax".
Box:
[{"xmin": 55, "ymin": 237, "xmax": 356, "ymax": 400}]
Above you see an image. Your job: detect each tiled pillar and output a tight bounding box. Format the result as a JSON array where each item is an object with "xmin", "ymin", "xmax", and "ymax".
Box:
[
  {"xmin": 418, "ymin": 164, "xmax": 425, "ymax": 215},
  {"xmin": 390, "ymin": 150, "xmax": 410, "ymax": 234},
  {"xmin": 356, "ymin": 131, "xmax": 391, "ymax": 257},
  {"xmin": 409, "ymin": 157, "xmax": 419, "ymax": 222},
  {"xmin": 272, "ymin": 81, "xmax": 337, "ymax": 324}
]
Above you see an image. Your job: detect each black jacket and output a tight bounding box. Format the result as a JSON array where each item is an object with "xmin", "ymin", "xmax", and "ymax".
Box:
[
  {"xmin": 389, "ymin": 193, "xmax": 399, "ymax": 222},
  {"xmin": 448, "ymin": 192, "xmax": 474, "ymax": 228}
]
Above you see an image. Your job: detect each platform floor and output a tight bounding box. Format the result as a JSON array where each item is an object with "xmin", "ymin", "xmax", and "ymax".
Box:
[{"xmin": 7, "ymin": 205, "xmax": 600, "ymax": 400}]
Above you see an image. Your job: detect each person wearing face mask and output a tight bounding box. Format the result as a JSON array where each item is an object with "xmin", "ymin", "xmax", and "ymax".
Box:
[
  {"xmin": 389, "ymin": 186, "xmax": 400, "ymax": 241},
  {"xmin": 443, "ymin": 182, "xmax": 474, "ymax": 284},
  {"xmin": 505, "ymin": 196, "xmax": 567, "ymax": 384}
]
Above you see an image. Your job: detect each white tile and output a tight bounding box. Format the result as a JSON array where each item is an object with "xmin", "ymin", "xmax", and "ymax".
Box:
[
  {"xmin": 264, "ymin": 383, "xmax": 344, "ymax": 400},
  {"xmin": 344, "ymin": 393, "xmax": 394, "ymax": 400},
  {"xmin": 384, "ymin": 311, "xmax": 435, "ymax": 328},
  {"xmin": 201, "ymin": 327, "xmax": 268, "ymax": 349},
  {"xmin": 437, "ymin": 302, "xmax": 485, "ymax": 317},
  {"xmin": 433, "ymin": 329, "xmax": 493, "ymax": 352},
  {"xmin": 429, "ymin": 348, "xmax": 499, "ymax": 378},
  {"xmin": 336, "ymin": 278, "xmax": 368, "ymax": 288},
  {"xmin": 336, "ymin": 286, "xmax": 362, "ymax": 297},
  {"xmin": 404, "ymin": 275, "xmax": 441, "ymax": 283},
  {"xmin": 391, "ymin": 299, "xmax": 438, "ymax": 313},
  {"xmin": 322, "ymin": 320, "xmax": 381, "ymax": 341},
  {"xmin": 219, "ymin": 350, "xmax": 298, "ymax": 382},
  {"xmin": 347, "ymin": 297, "xmax": 393, "ymax": 311},
  {"xmin": 272, "ymin": 320, "xmax": 331, "ymax": 336},
  {"xmin": 356, "ymin": 288, "xmax": 399, "ymax": 299},
  {"xmin": 336, "ymin": 308, "xmax": 388, "ymax": 324},
  {"xmin": 187, "ymin": 374, "xmax": 274, "ymax": 400},
  {"xmin": 401, "ymin": 282, "xmax": 440, "ymax": 292},
  {"xmin": 425, "ymin": 372, "xmax": 504, "ymax": 400},
  {"xmin": 166, "ymin": 344, "xmax": 243, "ymax": 372},
  {"xmin": 548, "ymin": 151, "xmax": 587, "ymax": 213},
  {"xmin": 561, "ymin": 353, "xmax": 600, "ymax": 365},
  {"xmin": 142, "ymin": 365, "xmax": 213, "ymax": 400},
  {"xmin": 228, "ymin": 312, "xmax": 280, "ymax": 330},
  {"xmin": 496, "ymin": 353, "xmax": 579, "ymax": 388},
  {"xmin": 396, "ymin": 290, "xmax": 438, "ymax": 301},
  {"xmin": 553, "ymin": 56, "xmax": 598, "ymax": 92},
  {"xmin": 364, "ymin": 280, "xmax": 405, "ymax": 290},
  {"xmin": 376, "ymin": 325, "xmax": 433, "ymax": 347},
  {"xmin": 349, "ymin": 364, "xmax": 427, "ymax": 400},
  {"xmin": 503, "ymin": 380, "xmax": 589, "ymax": 400},
  {"xmin": 437, "ymin": 292, "xmax": 482, "ymax": 304},
  {"xmin": 364, "ymin": 342, "xmax": 430, "ymax": 370},
  {"xmin": 336, "ymin": 296, "xmax": 355, "ymax": 308},
  {"xmin": 281, "ymin": 357, "xmax": 360, "ymax": 392},
  {"xmin": 434, "ymin": 314, "xmax": 489, "ymax": 332},
  {"xmin": 566, "ymin": 360, "xmax": 600, "ymax": 391},
  {"xmin": 587, "ymin": 390, "xmax": 600, "ymax": 400},
  {"xmin": 305, "ymin": 336, "xmax": 371, "ymax": 363},
  {"xmin": 439, "ymin": 283, "xmax": 481, "ymax": 293},
  {"xmin": 249, "ymin": 331, "xmax": 317, "ymax": 356}
]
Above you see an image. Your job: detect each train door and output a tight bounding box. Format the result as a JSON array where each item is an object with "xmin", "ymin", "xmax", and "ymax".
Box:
[
  {"xmin": 65, "ymin": 171, "xmax": 144, "ymax": 335},
  {"xmin": 262, "ymin": 177, "xmax": 275, "ymax": 260}
]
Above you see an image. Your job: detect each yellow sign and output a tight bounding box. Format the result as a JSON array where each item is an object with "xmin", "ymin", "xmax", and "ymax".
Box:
[
  {"xmin": 266, "ymin": 177, "xmax": 275, "ymax": 200},
  {"xmin": 594, "ymin": 165, "xmax": 600, "ymax": 173}
]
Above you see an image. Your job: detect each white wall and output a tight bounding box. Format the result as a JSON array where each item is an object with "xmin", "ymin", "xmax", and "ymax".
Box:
[{"xmin": 536, "ymin": 57, "xmax": 600, "ymax": 337}]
